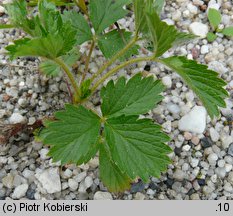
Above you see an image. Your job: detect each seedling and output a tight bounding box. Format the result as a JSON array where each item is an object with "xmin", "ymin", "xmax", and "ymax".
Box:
[
  {"xmin": 0, "ymin": 0, "xmax": 229, "ymax": 192},
  {"xmin": 207, "ymin": 8, "xmax": 233, "ymax": 42}
]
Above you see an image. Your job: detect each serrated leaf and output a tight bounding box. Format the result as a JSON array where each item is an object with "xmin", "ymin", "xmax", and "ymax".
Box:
[
  {"xmin": 99, "ymin": 144, "xmax": 132, "ymax": 192},
  {"xmin": 101, "ymin": 73, "xmax": 165, "ymax": 118},
  {"xmin": 207, "ymin": 32, "xmax": 217, "ymax": 42},
  {"xmin": 40, "ymin": 104, "xmax": 101, "ymax": 165},
  {"xmin": 5, "ymin": 0, "xmax": 77, "ymax": 59},
  {"xmin": 161, "ymin": 56, "xmax": 228, "ymax": 119},
  {"xmin": 39, "ymin": 47, "xmax": 80, "ymax": 76},
  {"xmin": 89, "ymin": 0, "xmax": 131, "ymax": 34},
  {"xmin": 5, "ymin": 0, "xmax": 35, "ymax": 35},
  {"xmin": 98, "ymin": 29, "xmax": 138, "ymax": 59},
  {"xmin": 62, "ymin": 11, "xmax": 92, "ymax": 45},
  {"xmin": 173, "ymin": 32, "xmax": 197, "ymax": 45},
  {"xmin": 208, "ymin": 8, "xmax": 221, "ymax": 30},
  {"xmin": 222, "ymin": 26, "xmax": 233, "ymax": 37},
  {"xmin": 39, "ymin": 60, "xmax": 61, "ymax": 76},
  {"xmin": 133, "ymin": 0, "xmax": 165, "ymax": 34},
  {"xmin": 104, "ymin": 115, "xmax": 171, "ymax": 181},
  {"xmin": 145, "ymin": 10, "xmax": 178, "ymax": 57}
]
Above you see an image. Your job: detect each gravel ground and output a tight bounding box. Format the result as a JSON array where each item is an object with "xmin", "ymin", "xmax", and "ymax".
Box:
[{"xmin": 0, "ymin": 0, "xmax": 233, "ymax": 200}]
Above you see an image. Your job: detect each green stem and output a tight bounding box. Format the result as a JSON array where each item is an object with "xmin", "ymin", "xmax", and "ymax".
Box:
[
  {"xmin": 53, "ymin": 57, "xmax": 80, "ymax": 102},
  {"xmin": 91, "ymin": 56, "xmax": 155, "ymax": 93},
  {"xmin": 81, "ymin": 40, "xmax": 95, "ymax": 83},
  {"xmin": 90, "ymin": 36, "xmax": 138, "ymax": 82}
]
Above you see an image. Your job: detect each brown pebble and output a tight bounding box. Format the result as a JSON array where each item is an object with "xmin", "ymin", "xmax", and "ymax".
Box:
[
  {"xmin": 191, "ymin": 48, "xmax": 199, "ymax": 59},
  {"xmin": 2, "ymin": 94, "xmax": 10, "ymax": 102},
  {"xmin": 184, "ymin": 131, "xmax": 192, "ymax": 140},
  {"xmin": 191, "ymin": 136, "xmax": 200, "ymax": 145}
]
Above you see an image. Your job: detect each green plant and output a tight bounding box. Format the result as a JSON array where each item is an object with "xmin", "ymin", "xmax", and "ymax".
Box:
[
  {"xmin": 1, "ymin": 0, "xmax": 229, "ymax": 192},
  {"xmin": 207, "ymin": 8, "xmax": 233, "ymax": 42}
]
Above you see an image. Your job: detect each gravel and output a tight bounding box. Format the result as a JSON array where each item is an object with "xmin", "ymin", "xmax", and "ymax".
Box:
[{"xmin": 0, "ymin": 0, "xmax": 233, "ymax": 200}]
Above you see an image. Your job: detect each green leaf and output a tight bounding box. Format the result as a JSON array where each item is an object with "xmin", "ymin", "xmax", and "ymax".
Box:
[
  {"xmin": 89, "ymin": 0, "xmax": 131, "ymax": 34},
  {"xmin": 80, "ymin": 79, "xmax": 92, "ymax": 99},
  {"xmin": 5, "ymin": 0, "xmax": 35, "ymax": 35},
  {"xmin": 104, "ymin": 115, "xmax": 171, "ymax": 181},
  {"xmin": 40, "ymin": 104, "xmax": 101, "ymax": 165},
  {"xmin": 208, "ymin": 8, "xmax": 222, "ymax": 30},
  {"xmin": 99, "ymin": 144, "xmax": 132, "ymax": 192},
  {"xmin": 207, "ymin": 32, "xmax": 217, "ymax": 42},
  {"xmin": 154, "ymin": 0, "xmax": 165, "ymax": 14},
  {"xmin": 173, "ymin": 32, "xmax": 197, "ymax": 45},
  {"xmin": 27, "ymin": 0, "xmax": 74, "ymax": 6},
  {"xmin": 101, "ymin": 73, "xmax": 165, "ymax": 118},
  {"xmin": 98, "ymin": 29, "xmax": 138, "ymax": 59},
  {"xmin": 62, "ymin": 11, "xmax": 92, "ymax": 45},
  {"xmin": 39, "ymin": 60, "xmax": 61, "ymax": 76},
  {"xmin": 39, "ymin": 48, "xmax": 80, "ymax": 76},
  {"xmin": 145, "ymin": 10, "xmax": 178, "ymax": 57},
  {"xmin": 222, "ymin": 26, "xmax": 233, "ymax": 37},
  {"xmin": 161, "ymin": 56, "xmax": 228, "ymax": 119}
]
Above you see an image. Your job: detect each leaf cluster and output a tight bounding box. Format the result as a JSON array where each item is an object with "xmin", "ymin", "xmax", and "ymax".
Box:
[
  {"xmin": 1, "ymin": 0, "xmax": 229, "ymax": 192},
  {"xmin": 207, "ymin": 8, "xmax": 233, "ymax": 42}
]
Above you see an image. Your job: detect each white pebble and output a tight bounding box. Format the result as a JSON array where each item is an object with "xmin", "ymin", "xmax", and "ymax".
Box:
[
  {"xmin": 209, "ymin": 128, "xmax": 220, "ymax": 142},
  {"xmin": 178, "ymin": 106, "xmax": 207, "ymax": 134},
  {"xmin": 201, "ymin": 45, "xmax": 209, "ymax": 54},
  {"xmin": 94, "ymin": 192, "xmax": 113, "ymax": 200},
  {"xmin": 162, "ymin": 76, "xmax": 172, "ymax": 88},
  {"xmin": 189, "ymin": 22, "xmax": 208, "ymax": 38},
  {"xmin": 12, "ymin": 184, "xmax": 28, "ymax": 199},
  {"xmin": 9, "ymin": 113, "xmax": 26, "ymax": 124},
  {"xmin": 68, "ymin": 179, "xmax": 79, "ymax": 191}
]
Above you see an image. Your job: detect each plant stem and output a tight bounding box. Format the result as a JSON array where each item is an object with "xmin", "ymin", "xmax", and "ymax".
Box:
[
  {"xmin": 90, "ymin": 37, "xmax": 138, "ymax": 82},
  {"xmin": 53, "ymin": 57, "xmax": 80, "ymax": 102},
  {"xmin": 91, "ymin": 56, "xmax": 155, "ymax": 93},
  {"xmin": 81, "ymin": 40, "xmax": 95, "ymax": 83}
]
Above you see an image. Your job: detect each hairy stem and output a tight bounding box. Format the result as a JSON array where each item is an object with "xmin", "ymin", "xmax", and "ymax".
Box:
[
  {"xmin": 53, "ymin": 57, "xmax": 80, "ymax": 102},
  {"xmin": 90, "ymin": 36, "xmax": 138, "ymax": 82},
  {"xmin": 81, "ymin": 40, "xmax": 95, "ymax": 83},
  {"xmin": 91, "ymin": 56, "xmax": 155, "ymax": 93}
]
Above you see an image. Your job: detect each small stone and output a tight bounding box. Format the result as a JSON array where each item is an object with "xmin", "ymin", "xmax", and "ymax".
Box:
[
  {"xmin": 228, "ymin": 172, "xmax": 233, "ymax": 185},
  {"xmin": 35, "ymin": 168, "xmax": 61, "ymax": 194},
  {"xmin": 209, "ymin": 128, "xmax": 220, "ymax": 142},
  {"xmin": 12, "ymin": 184, "xmax": 28, "ymax": 199},
  {"xmin": 182, "ymin": 145, "xmax": 191, "ymax": 151},
  {"xmin": 178, "ymin": 106, "xmax": 207, "ymax": 134},
  {"xmin": 217, "ymin": 160, "xmax": 225, "ymax": 168},
  {"xmin": 134, "ymin": 192, "xmax": 145, "ymax": 200},
  {"xmin": 167, "ymin": 103, "xmax": 181, "ymax": 114},
  {"xmin": 224, "ymin": 182, "xmax": 233, "ymax": 193},
  {"xmin": 84, "ymin": 176, "xmax": 93, "ymax": 189},
  {"xmin": 215, "ymin": 167, "xmax": 226, "ymax": 179},
  {"xmin": 228, "ymin": 144, "xmax": 233, "ymax": 156},
  {"xmin": 189, "ymin": 22, "xmax": 208, "ymax": 38},
  {"xmin": 130, "ymin": 180, "xmax": 145, "ymax": 193},
  {"xmin": 190, "ymin": 158, "xmax": 199, "ymax": 168},
  {"xmin": 39, "ymin": 148, "xmax": 49, "ymax": 160},
  {"xmin": 201, "ymin": 45, "xmax": 209, "ymax": 54},
  {"xmin": 191, "ymin": 136, "xmax": 200, "ymax": 145},
  {"xmin": 162, "ymin": 76, "xmax": 172, "ymax": 88},
  {"xmin": 187, "ymin": 3, "xmax": 198, "ymax": 14},
  {"xmin": 0, "ymin": 110, "xmax": 6, "ymax": 118},
  {"xmin": 2, "ymin": 174, "xmax": 14, "ymax": 189},
  {"xmin": 207, "ymin": 153, "xmax": 218, "ymax": 164},
  {"xmin": 9, "ymin": 113, "xmax": 26, "ymax": 124},
  {"xmin": 94, "ymin": 192, "xmax": 113, "ymax": 200},
  {"xmin": 222, "ymin": 136, "xmax": 233, "ymax": 149},
  {"xmin": 62, "ymin": 169, "xmax": 73, "ymax": 179},
  {"xmin": 201, "ymin": 137, "xmax": 213, "ymax": 149},
  {"xmin": 0, "ymin": 6, "xmax": 5, "ymax": 14},
  {"xmin": 184, "ymin": 132, "xmax": 192, "ymax": 140},
  {"xmin": 173, "ymin": 169, "xmax": 185, "ymax": 181},
  {"xmin": 68, "ymin": 179, "xmax": 79, "ymax": 191},
  {"xmin": 74, "ymin": 172, "xmax": 87, "ymax": 183}
]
